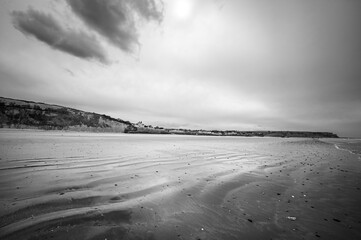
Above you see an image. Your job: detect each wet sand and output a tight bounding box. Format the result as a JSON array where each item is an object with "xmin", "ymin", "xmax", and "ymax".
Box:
[{"xmin": 1, "ymin": 129, "xmax": 361, "ymax": 239}]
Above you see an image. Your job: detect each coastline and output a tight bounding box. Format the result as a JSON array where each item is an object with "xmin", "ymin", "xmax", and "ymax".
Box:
[
  {"xmin": 0, "ymin": 126, "xmax": 339, "ymax": 138},
  {"xmin": 0, "ymin": 97, "xmax": 339, "ymax": 138}
]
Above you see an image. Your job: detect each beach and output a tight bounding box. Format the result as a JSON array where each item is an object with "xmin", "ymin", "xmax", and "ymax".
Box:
[{"xmin": 0, "ymin": 129, "xmax": 361, "ymax": 240}]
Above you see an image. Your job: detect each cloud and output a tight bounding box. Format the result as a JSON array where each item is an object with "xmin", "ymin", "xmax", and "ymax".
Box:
[
  {"xmin": 67, "ymin": 0, "xmax": 163, "ymax": 53},
  {"xmin": 12, "ymin": 8, "xmax": 108, "ymax": 63}
]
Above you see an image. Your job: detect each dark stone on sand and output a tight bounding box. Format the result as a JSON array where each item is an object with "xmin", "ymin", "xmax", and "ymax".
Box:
[
  {"xmin": 247, "ymin": 219, "xmax": 253, "ymax": 223},
  {"xmin": 333, "ymin": 218, "xmax": 341, "ymax": 222}
]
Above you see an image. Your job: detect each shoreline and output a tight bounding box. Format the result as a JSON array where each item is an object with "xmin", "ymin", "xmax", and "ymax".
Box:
[{"xmin": 0, "ymin": 127, "xmax": 339, "ymax": 139}]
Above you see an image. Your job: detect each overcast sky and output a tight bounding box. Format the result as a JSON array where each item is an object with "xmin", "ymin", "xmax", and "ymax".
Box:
[{"xmin": 0, "ymin": 0, "xmax": 360, "ymax": 137}]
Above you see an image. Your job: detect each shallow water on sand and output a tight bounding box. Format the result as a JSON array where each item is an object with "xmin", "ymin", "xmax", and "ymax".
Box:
[
  {"xmin": 326, "ymin": 138, "xmax": 361, "ymax": 157},
  {"xmin": 1, "ymin": 130, "xmax": 361, "ymax": 240}
]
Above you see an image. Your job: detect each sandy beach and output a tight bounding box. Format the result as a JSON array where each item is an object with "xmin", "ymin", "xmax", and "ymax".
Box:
[{"xmin": 0, "ymin": 129, "xmax": 361, "ymax": 240}]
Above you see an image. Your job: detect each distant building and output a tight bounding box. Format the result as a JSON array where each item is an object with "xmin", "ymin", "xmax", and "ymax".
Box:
[{"xmin": 135, "ymin": 121, "xmax": 145, "ymax": 128}]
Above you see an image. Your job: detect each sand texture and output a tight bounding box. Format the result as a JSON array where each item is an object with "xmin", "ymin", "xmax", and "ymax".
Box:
[{"xmin": 0, "ymin": 129, "xmax": 361, "ymax": 240}]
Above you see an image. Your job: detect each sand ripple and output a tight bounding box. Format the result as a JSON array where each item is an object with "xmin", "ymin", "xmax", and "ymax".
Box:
[{"xmin": 1, "ymin": 130, "xmax": 361, "ymax": 239}]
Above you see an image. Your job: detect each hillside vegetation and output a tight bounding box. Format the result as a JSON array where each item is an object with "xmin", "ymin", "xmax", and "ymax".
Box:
[{"xmin": 0, "ymin": 97, "xmax": 134, "ymax": 132}]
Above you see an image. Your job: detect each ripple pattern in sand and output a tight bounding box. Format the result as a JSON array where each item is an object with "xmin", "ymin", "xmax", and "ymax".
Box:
[{"xmin": 2, "ymin": 131, "xmax": 352, "ymax": 239}]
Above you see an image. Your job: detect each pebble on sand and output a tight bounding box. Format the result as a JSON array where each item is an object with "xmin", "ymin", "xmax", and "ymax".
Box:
[{"xmin": 287, "ymin": 216, "xmax": 297, "ymax": 221}]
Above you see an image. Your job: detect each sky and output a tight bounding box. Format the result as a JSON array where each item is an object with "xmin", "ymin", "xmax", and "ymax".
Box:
[{"xmin": 0, "ymin": 0, "xmax": 361, "ymax": 137}]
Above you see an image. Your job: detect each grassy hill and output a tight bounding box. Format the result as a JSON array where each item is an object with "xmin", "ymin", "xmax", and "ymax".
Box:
[{"xmin": 0, "ymin": 97, "xmax": 135, "ymax": 132}]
